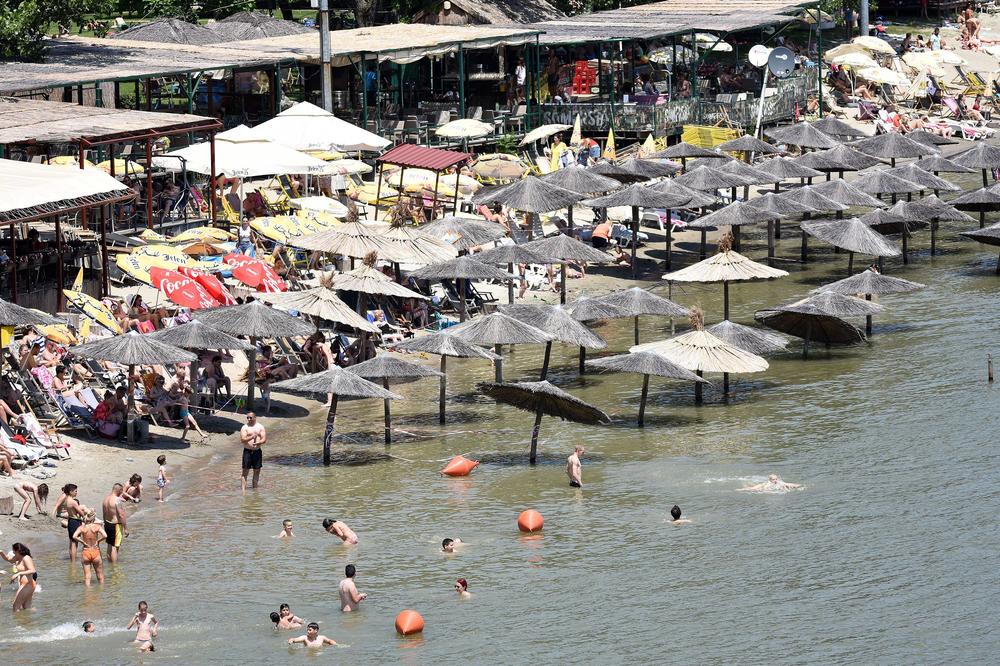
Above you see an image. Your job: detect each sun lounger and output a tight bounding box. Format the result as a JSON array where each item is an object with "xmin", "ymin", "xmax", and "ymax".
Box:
[
  {"xmin": 15, "ymin": 413, "xmax": 71, "ymax": 459},
  {"xmin": 0, "ymin": 426, "xmax": 46, "ymax": 464}
]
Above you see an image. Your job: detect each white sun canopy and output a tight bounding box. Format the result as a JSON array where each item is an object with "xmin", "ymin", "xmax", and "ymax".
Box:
[
  {"xmin": 152, "ymin": 124, "xmax": 329, "ymax": 178},
  {"xmin": 0, "ymin": 157, "xmax": 133, "ymax": 222},
  {"xmin": 246, "ymin": 102, "xmax": 390, "ymax": 154}
]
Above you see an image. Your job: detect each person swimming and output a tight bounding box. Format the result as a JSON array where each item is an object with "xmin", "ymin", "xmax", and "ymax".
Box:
[
  {"xmin": 669, "ymin": 505, "xmax": 693, "ymax": 525},
  {"xmin": 270, "ymin": 611, "xmax": 302, "ymax": 630},
  {"xmin": 455, "ymin": 578, "xmax": 471, "ymax": 599},
  {"xmin": 740, "ymin": 474, "xmax": 803, "ymax": 493},
  {"xmin": 82, "ymin": 621, "xmax": 95, "ymax": 633},
  {"xmin": 287, "ymin": 622, "xmax": 336, "ymax": 647},
  {"xmin": 322, "ymin": 518, "xmax": 358, "ymax": 544},
  {"xmin": 275, "ymin": 520, "xmax": 294, "ymax": 538},
  {"xmin": 442, "ymin": 538, "xmax": 464, "ymax": 553}
]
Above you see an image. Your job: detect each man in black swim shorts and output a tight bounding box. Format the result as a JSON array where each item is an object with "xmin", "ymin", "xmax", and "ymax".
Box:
[{"xmin": 240, "ymin": 412, "xmax": 266, "ymax": 491}]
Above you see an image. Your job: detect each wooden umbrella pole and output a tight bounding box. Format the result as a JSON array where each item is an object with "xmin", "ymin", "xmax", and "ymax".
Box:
[
  {"xmin": 847, "ymin": 251, "xmax": 854, "ymax": 276},
  {"xmin": 801, "ymin": 228, "xmax": 809, "ymax": 263},
  {"xmin": 694, "ymin": 369, "xmax": 703, "ymax": 404},
  {"xmin": 540, "ymin": 341, "xmax": 552, "ymax": 380},
  {"xmin": 382, "ymin": 377, "xmax": 392, "ymax": 445},
  {"xmin": 699, "ymin": 229, "xmax": 707, "ymax": 260},
  {"xmin": 980, "ymin": 210, "xmax": 986, "ymax": 229},
  {"xmin": 931, "ymin": 216, "xmax": 938, "ymax": 256},
  {"xmin": 127, "ymin": 363, "xmax": 136, "ymax": 414},
  {"xmin": 578, "ymin": 345, "xmax": 586, "ymax": 375},
  {"xmin": 247, "ymin": 336, "xmax": 257, "ymax": 410},
  {"xmin": 802, "ymin": 322, "xmax": 811, "ymax": 359},
  {"xmin": 723, "ymin": 281, "xmax": 730, "ymax": 322},
  {"xmin": 560, "ymin": 262, "xmax": 567, "ymax": 305},
  {"xmin": 494, "ymin": 343, "xmax": 503, "ymax": 383},
  {"xmin": 528, "ymin": 406, "xmax": 544, "ymax": 464},
  {"xmin": 458, "ymin": 277, "xmax": 467, "ymax": 322},
  {"xmin": 767, "ymin": 220, "xmax": 775, "ymax": 262},
  {"xmin": 322, "ymin": 395, "xmax": 339, "ymax": 466},
  {"xmin": 633, "ymin": 315, "xmax": 640, "ymax": 346},
  {"xmin": 507, "ymin": 263, "xmax": 515, "ymax": 304},
  {"xmin": 902, "ymin": 229, "xmax": 909, "ymax": 265},
  {"xmin": 664, "ymin": 218, "xmax": 673, "ymax": 271},
  {"xmin": 438, "ymin": 355, "xmax": 447, "ymax": 424},
  {"xmin": 866, "ymin": 293, "xmax": 873, "ymax": 336},
  {"xmin": 723, "ymin": 372, "xmax": 729, "ymax": 395},
  {"xmin": 733, "ymin": 224, "xmax": 741, "ymax": 252},
  {"xmin": 637, "ymin": 373, "xmax": 649, "ymax": 427},
  {"xmin": 630, "ymin": 205, "xmax": 639, "ymax": 279}
]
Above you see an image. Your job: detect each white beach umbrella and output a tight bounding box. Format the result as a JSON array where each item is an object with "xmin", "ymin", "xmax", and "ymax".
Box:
[
  {"xmin": 520, "ymin": 124, "xmax": 572, "ymax": 146},
  {"xmin": 857, "ymin": 67, "xmax": 910, "ymax": 86},
  {"xmin": 435, "ymin": 119, "xmax": 493, "ymax": 139},
  {"xmin": 852, "ymin": 36, "xmax": 896, "ymax": 55},
  {"xmin": 246, "ymin": 101, "xmax": 390, "ymax": 153},
  {"xmin": 153, "ymin": 125, "xmax": 328, "ymax": 177}
]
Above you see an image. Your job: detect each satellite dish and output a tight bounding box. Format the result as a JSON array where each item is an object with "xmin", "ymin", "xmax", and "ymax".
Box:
[
  {"xmin": 767, "ymin": 47, "xmax": 795, "ymax": 79},
  {"xmin": 748, "ymin": 45, "xmax": 772, "ymax": 68}
]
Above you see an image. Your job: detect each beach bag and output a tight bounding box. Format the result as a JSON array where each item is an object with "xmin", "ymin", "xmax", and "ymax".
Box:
[{"xmin": 97, "ymin": 420, "xmax": 121, "ymax": 438}]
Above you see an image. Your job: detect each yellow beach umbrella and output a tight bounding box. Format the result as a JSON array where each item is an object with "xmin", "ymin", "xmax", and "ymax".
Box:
[
  {"xmin": 49, "ymin": 155, "xmax": 96, "ymax": 168},
  {"xmin": 138, "ymin": 229, "xmax": 167, "ymax": 243},
  {"xmin": 170, "ymin": 226, "xmax": 235, "ymax": 243},
  {"xmin": 78, "ymin": 317, "xmax": 91, "ymax": 341},
  {"xmin": 604, "ymin": 128, "xmax": 616, "ymax": 160},
  {"xmin": 852, "ymin": 36, "xmax": 896, "ymax": 55},
  {"xmin": 96, "ymin": 158, "xmax": 144, "ymax": 175},
  {"xmin": 349, "ymin": 181, "xmax": 398, "ymax": 206},
  {"xmin": 288, "ymin": 214, "xmax": 326, "ymax": 234},
  {"xmin": 251, "ymin": 216, "xmax": 295, "ymax": 243},
  {"xmin": 132, "ymin": 244, "xmax": 191, "ymax": 266},
  {"xmin": 71, "ymin": 267, "xmax": 84, "ymax": 292},
  {"xmin": 323, "ymin": 159, "xmax": 372, "ymax": 176},
  {"xmin": 306, "ymin": 150, "xmax": 345, "ymax": 161},
  {"xmin": 639, "ymin": 134, "xmax": 657, "ymax": 157},
  {"xmin": 63, "ymin": 290, "xmax": 121, "ymax": 334},
  {"xmin": 36, "ymin": 323, "xmax": 77, "ymax": 346},
  {"xmin": 116, "ymin": 253, "xmax": 176, "ymax": 285}
]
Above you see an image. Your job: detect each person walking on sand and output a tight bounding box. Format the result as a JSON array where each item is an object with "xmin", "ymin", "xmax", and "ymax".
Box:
[
  {"xmin": 155, "ymin": 455, "xmax": 169, "ymax": 502},
  {"xmin": 52, "ymin": 483, "xmax": 87, "ymax": 562},
  {"xmin": 240, "ymin": 412, "xmax": 266, "ymax": 491},
  {"xmin": 102, "ymin": 483, "xmax": 129, "ymax": 563},
  {"xmin": 288, "ymin": 622, "xmax": 336, "ymax": 647},
  {"xmin": 13, "ymin": 482, "xmax": 47, "ymax": 521},
  {"xmin": 339, "ymin": 564, "xmax": 367, "ymax": 612},
  {"xmin": 72, "ymin": 511, "xmax": 107, "ymax": 585},
  {"xmin": 566, "ymin": 445, "xmax": 584, "ymax": 488},
  {"xmin": 323, "ymin": 518, "xmax": 358, "ymax": 544},
  {"xmin": 127, "ymin": 601, "xmax": 158, "ymax": 650},
  {"xmin": 2, "ymin": 543, "xmax": 37, "ymax": 612}
]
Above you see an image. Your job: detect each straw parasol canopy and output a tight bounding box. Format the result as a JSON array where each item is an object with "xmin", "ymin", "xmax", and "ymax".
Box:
[
  {"xmin": 950, "ymin": 187, "xmax": 1000, "ymax": 228},
  {"xmin": 476, "ymin": 380, "xmax": 609, "ymax": 464},
  {"xmin": 716, "ymin": 135, "xmax": 782, "ymax": 156},
  {"xmin": 765, "ymin": 123, "xmax": 840, "ymax": 149},
  {"xmin": 906, "ymin": 130, "xmax": 959, "ymax": 148},
  {"xmin": 853, "ymin": 169, "xmax": 923, "ymax": 197},
  {"xmin": 672, "ymin": 165, "xmax": 745, "ymax": 192},
  {"xmin": 410, "ymin": 256, "xmax": 514, "ymax": 321},
  {"xmin": 381, "ymin": 220, "xmax": 459, "ymax": 266},
  {"xmin": 797, "ymin": 291, "xmax": 884, "ymax": 317},
  {"xmin": 812, "ymin": 178, "xmax": 888, "ymax": 208},
  {"xmin": 472, "ymin": 177, "xmax": 583, "ymax": 213},
  {"xmin": 959, "ymin": 222, "xmax": 1000, "ymax": 273},
  {"xmin": 69, "ymin": 331, "xmax": 196, "ymax": 410},
  {"xmin": 717, "ymin": 159, "xmax": 782, "ymax": 186},
  {"xmin": 914, "ymin": 195, "xmax": 975, "ymax": 222},
  {"xmin": 810, "ymin": 117, "xmax": 867, "ymax": 139},
  {"xmin": 632, "ymin": 308, "xmax": 768, "ymax": 401},
  {"xmin": 754, "ymin": 300, "xmax": 865, "ymax": 356},
  {"xmin": 950, "ymin": 142, "xmax": 1000, "ymax": 187},
  {"xmin": 754, "ymin": 156, "xmax": 823, "ymax": 182},
  {"xmin": 685, "ymin": 201, "xmax": 774, "ymax": 258},
  {"xmin": 779, "ymin": 186, "xmax": 848, "ymax": 213},
  {"xmin": 861, "ymin": 206, "xmax": 912, "ymax": 234},
  {"xmin": 615, "ymin": 157, "xmax": 680, "ymax": 179},
  {"xmin": 587, "ymin": 161, "xmax": 649, "ymax": 183},
  {"xmin": 800, "ymin": 217, "xmax": 899, "ymax": 274},
  {"xmin": 390, "ymin": 333, "xmax": 499, "ymax": 423},
  {"xmin": 500, "ymin": 303, "xmax": 606, "ymax": 379},
  {"xmin": 650, "ymin": 141, "xmax": 727, "ymax": 162},
  {"xmin": 851, "ymin": 133, "xmax": 937, "ymax": 166},
  {"xmin": 913, "ymin": 155, "xmax": 974, "ymax": 174},
  {"xmin": 568, "ymin": 296, "xmax": 630, "ymax": 322},
  {"xmin": 522, "ymin": 233, "xmax": 613, "ymax": 303},
  {"xmin": 794, "ymin": 150, "xmax": 849, "ymax": 173},
  {"xmin": 541, "ymin": 165, "xmax": 621, "ymax": 194},
  {"xmin": 475, "ymin": 243, "xmax": 548, "ymax": 266},
  {"xmin": 651, "ymin": 179, "xmax": 718, "ymax": 207},
  {"xmin": 451, "ymin": 311, "xmax": 551, "ymax": 382},
  {"xmin": 146, "ymin": 319, "xmax": 254, "ymax": 351},
  {"xmin": 0, "ymin": 297, "xmax": 61, "ymax": 326},
  {"xmin": 586, "ymin": 351, "xmax": 703, "ymax": 426},
  {"xmin": 594, "ymin": 286, "xmax": 689, "ymax": 345},
  {"xmin": 418, "ymin": 215, "xmax": 507, "ymax": 251},
  {"xmin": 816, "ymin": 267, "xmax": 924, "ymax": 333},
  {"xmin": 289, "ymin": 220, "xmax": 391, "ymax": 259},
  {"xmin": 328, "ymin": 252, "xmax": 428, "ymax": 300},
  {"xmin": 271, "ymin": 365, "xmax": 401, "ymax": 465},
  {"xmin": 348, "ymin": 354, "xmax": 442, "ymax": 444},
  {"xmin": 746, "ymin": 192, "xmax": 816, "ymax": 217},
  {"xmin": 820, "ymin": 143, "xmax": 886, "ymax": 170},
  {"xmin": 705, "ymin": 320, "xmax": 790, "ymax": 355},
  {"xmin": 885, "ymin": 164, "xmax": 961, "ymax": 193},
  {"xmin": 262, "ymin": 276, "xmax": 380, "ymax": 333}
]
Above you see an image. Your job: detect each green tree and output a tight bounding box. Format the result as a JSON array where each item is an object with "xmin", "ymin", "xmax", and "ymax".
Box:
[{"xmin": 0, "ymin": 0, "xmax": 114, "ymax": 61}]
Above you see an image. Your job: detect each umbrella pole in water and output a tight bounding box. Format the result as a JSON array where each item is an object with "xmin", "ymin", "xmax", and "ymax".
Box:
[
  {"xmin": 767, "ymin": 220, "xmax": 776, "ymax": 263},
  {"xmin": 631, "ymin": 205, "xmax": 639, "ymax": 279},
  {"xmin": 723, "ymin": 372, "xmax": 729, "ymax": 396},
  {"xmin": 931, "ymin": 216, "xmax": 938, "ymax": 256},
  {"xmin": 980, "ymin": 210, "xmax": 986, "ymax": 229},
  {"xmin": 732, "ymin": 224, "xmax": 741, "ymax": 252},
  {"xmin": 322, "ymin": 396, "xmax": 339, "ymax": 466},
  {"xmin": 540, "ymin": 341, "xmax": 552, "ymax": 380},
  {"xmin": 247, "ymin": 336, "xmax": 257, "ymax": 410},
  {"xmin": 802, "ymin": 322, "xmax": 811, "ymax": 360},
  {"xmin": 633, "ymin": 315, "xmax": 640, "ymax": 346},
  {"xmin": 847, "ymin": 251, "xmax": 855, "ymax": 276},
  {"xmin": 494, "ymin": 344, "xmax": 503, "ymax": 383},
  {"xmin": 507, "ymin": 263, "xmax": 515, "ymax": 304},
  {"xmin": 694, "ymin": 369, "xmax": 703, "ymax": 404},
  {"xmin": 578, "ymin": 345, "xmax": 586, "ymax": 375},
  {"xmin": 439, "ymin": 356, "xmax": 447, "ymax": 424},
  {"xmin": 699, "ymin": 229, "xmax": 707, "ymax": 260},
  {"xmin": 376, "ymin": 378, "xmax": 391, "ymax": 445},
  {"xmin": 664, "ymin": 210, "xmax": 673, "ymax": 271},
  {"xmin": 902, "ymin": 228, "xmax": 909, "ymax": 265},
  {"xmin": 529, "ymin": 406, "xmax": 544, "ymax": 464},
  {"xmin": 560, "ymin": 262, "xmax": 567, "ymax": 305},
  {"xmin": 866, "ymin": 293, "xmax": 874, "ymax": 336},
  {"xmin": 637, "ymin": 373, "xmax": 649, "ymax": 427},
  {"xmin": 723, "ymin": 281, "xmax": 730, "ymax": 321},
  {"xmin": 458, "ymin": 278, "xmax": 467, "ymax": 322}
]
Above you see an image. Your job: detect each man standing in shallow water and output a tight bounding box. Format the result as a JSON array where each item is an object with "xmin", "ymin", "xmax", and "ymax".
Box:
[
  {"xmin": 240, "ymin": 412, "xmax": 266, "ymax": 491},
  {"xmin": 102, "ymin": 483, "xmax": 128, "ymax": 563},
  {"xmin": 323, "ymin": 518, "xmax": 359, "ymax": 544},
  {"xmin": 566, "ymin": 445, "xmax": 584, "ymax": 488},
  {"xmin": 339, "ymin": 564, "xmax": 367, "ymax": 612}
]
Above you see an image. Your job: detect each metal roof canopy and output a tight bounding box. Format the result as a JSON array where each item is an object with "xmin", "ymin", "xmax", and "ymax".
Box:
[{"xmin": 377, "ymin": 144, "xmax": 473, "ymax": 171}]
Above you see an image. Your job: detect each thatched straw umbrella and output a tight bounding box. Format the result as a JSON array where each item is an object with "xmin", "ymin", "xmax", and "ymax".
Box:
[
  {"xmin": 794, "ymin": 145, "xmax": 882, "ymax": 181},
  {"xmin": 778, "ymin": 186, "xmax": 847, "ymax": 262},
  {"xmin": 885, "ymin": 163, "xmax": 960, "ymax": 196},
  {"xmin": 413, "ymin": 215, "xmax": 507, "ymax": 253},
  {"xmin": 850, "ymin": 133, "xmax": 937, "ymax": 167},
  {"xmin": 567, "ymin": 296, "xmax": 630, "ymax": 373},
  {"xmin": 812, "ymin": 178, "xmax": 888, "ymax": 210},
  {"xmin": 451, "ymin": 312, "xmax": 551, "ymax": 382},
  {"xmin": 906, "ymin": 130, "xmax": 958, "ymax": 148},
  {"xmin": 472, "ymin": 177, "xmax": 584, "ymax": 241},
  {"xmin": 521, "ymin": 234, "xmax": 613, "ymax": 303},
  {"xmin": 651, "ymin": 178, "xmax": 718, "ymax": 207},
  {"xmin": 195, "ymin": 300, "xmax": 316, "ymax": 408},
  {"xmin": 587, "ymin": 161, "xmax": 649, "ymax": 183},
  {"xmin": 390, "ymin": 334, "xmax": 499, "ymax": 423},
  {"xmin": 766, "ymin": 123, "xmax": 841, "ymax": 150},
  {"xmin": 865, "ymin": 204, "xmax": 922, "ymax": 265},
  {"xmin": 271, "ymin": 366, "xmax": 401, "ymax": 465},
  {"xmin": 289, "ymin": 220, "xmax": 391, "ymax": 260},
  {"xmin": 586, "ymin": 351, "xmax": 703, "ymax": 426},
  {"xmin": 949, "ymin": 142, "xmax": 1000, "ymax": 188},
  {"xmin": 754, "ymin": 157, "xmax": 823, "ymax": 191},
  {"xmin": 801, "ymin": 291, "xmax": 884, "ymax": 318},
  {"xmin": 410, "ymin": 257, "xmax": 514, "ymax": 322},
  {"xmin": 810, "ymin": 117, "xmax": 867, "ymax": 139},
  {"xmin": 717, "ymin": 159, "xmax": 782, "ymax": 204},
  {"xmin": 672, "ymin": 165, "xmax": 745, "ymax": 193},
  {"xmin": 616, "ymin": 157, "xmax": 680, "ymax": 179},
  {"xmin": 148, "ymin": 319, "xmax": 254, "ymax": 392},
  {"xmin": 950, "ymin": 187, "xmax": 1000, "ymax": 229},
  {"xmin": 594, "ymin": 286, "xmax": 689, "ymax": 345},
  {"xmin": 0, "ymin": 298, "xmax": 61, "ymax": 326},
  {"xmin": 800, "ymin": 217, "xmax": 899, "ymax": 274},
  {"xmin": 716, "ymin": 135, "xmax": 782, "ymax": 161},
  {"xmin": 651, "ymin": 142, "xmax": 728, "ymax": 169},
  {"xmin": 262, "ymin": 274, "xmax": 380, "ymax": 333},
  {"xmin": 474, "ymin": 243, "xmax": 550, "ymax": 304},
  {"xmin": 500, "ymin": 304, "xmax": 606, "ymax": 379},
  {"xmin": 582, "ymin": 183, "xmax": 692, "ymax": 275},
  {"xmin": 347, "ymin": 355, "xmax": 443, "ymax": 444},
  {"xmin": 632, "ymin": 308, "xmax": 768, "ymax": 402},
  {"xmin": 329, "ymin": 252, "xmax": 427, "ymax": 301},
  {"xmin": 912, "ymin": 154, "xmax": 974, "ymax": 176},
  {"xmin": 754, "ymin": 299, "xmax": 865, "ymax": 358},
  {"xmin": 907, "ymin": 194, "xmax": 974, "ymax": 255},
  {"xmin": 477, "ymin": 380, "xmax": 609, "ymax": 464},
  {"xmin": 541, "ymin": 165, "xmax": 621, "ymax": 199},
  {"xmin": 746, "ymin": 191, "xmax": 817, "ymax": 257},
  {"xmin": 705, "ymin": 320, "xmax": 790, "ymax": 355},
  {"xmin": 685, "ymin": 201, "xmax": 774, "ymax": 259},
  {"xmin": 816, "ymin": 267, "xmax": 924, "ymax": 334},
  {"xmin": 70, "ymin": 332, "xmax": 196, "ymax": 412},
  {"xmin": 382, "ymin": 219, "xmax": 458, "ymax": 266},
  {"xmin": 959, "ymin": 222, "xmax": 1000, "ymax": 274}
]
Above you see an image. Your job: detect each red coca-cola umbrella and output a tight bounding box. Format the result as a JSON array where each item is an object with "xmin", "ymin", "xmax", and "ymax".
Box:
[
  {"xmin": 223, "ymin": 254, "xmax": 287, "ymax": 293},
  {"xmin": 177, "ymin": 266, "xmax": 237, "ymax": 305},
  {"xmin": 149, "ymin": 267, "xmax": 220, "ymax": 310}
]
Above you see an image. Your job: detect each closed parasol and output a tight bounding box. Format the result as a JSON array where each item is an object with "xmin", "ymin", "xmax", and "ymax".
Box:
[
  {"xmin": 586, "ymin": 351, "xmax": 702, "ymax": 426},
  {"xmin": 348, "ymin": 354, "xmax": 443, "ymax": 444}
]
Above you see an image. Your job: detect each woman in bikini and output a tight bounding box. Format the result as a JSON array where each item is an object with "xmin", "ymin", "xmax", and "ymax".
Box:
[
  {"xmin": 2, "ymin": 543, "xmax": 37, "ymax": 611},
  {"xmin": 13, "ymin": 482, "xmax": 47, "ymax": 521},
  {"xmin": 51, "ymin": 483, "xmax": 88, "ymax": 562},
  {"xmin": 72, "ymin": 511, "xmax": 107, "ymax": 586}
]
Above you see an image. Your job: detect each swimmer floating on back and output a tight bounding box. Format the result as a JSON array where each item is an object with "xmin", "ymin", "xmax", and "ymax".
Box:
[{"xmin": 740, "ymin": 474, "xmax": 803, "ymax": 493}]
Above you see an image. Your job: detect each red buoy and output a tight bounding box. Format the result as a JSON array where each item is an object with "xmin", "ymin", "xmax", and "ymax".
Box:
[
  {"xmin": 395, "ymin": 609, "xmax": 425, "ymax": 636},
  {"xmin": 441, "ymin": 455, "xmax": 479, "ymax": 477},
  {"xmin": 517, "ymin": 509, "xmax": 544, "ymax": 533}
]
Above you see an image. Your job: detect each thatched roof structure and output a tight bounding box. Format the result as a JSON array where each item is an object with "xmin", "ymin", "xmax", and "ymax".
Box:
[
  {"xmin": 586, "ymin": 351, "xmax": 703, "ymax": 381},
  {"xmin": 474, "ymin": 243, "xmax": 550, "ymax": 265},
  {"xmin": 816, "ymin": 269, "xmax": 925, "ymax": 296},
  {"xmin": 717, "ymin": 159, "xmax": 781, "ymax": 185},
  {"xmin": 477, "ymin": 381, "xmax": 609, "ymax": 424},
  {"xmin": 754, "ymin": 302, "xmax": 865, "ymax": 344},
  {"xmin": 651, "ymin": 141, "xmax": 726, "ymax": 160},
  {"xmin": 853, "ymin": 169, "xmax": 922, "ymax": 195},
  {"xmin": 289, "ymin": 221, "xmax": 392, "ymax": 259},
  {"xmin": 811, "ymin": 178, "xmax": 887, "ymax": 208},
  {"xmin": 451, "ymin": 311, "xmax": 552, "ymax": 345},
  {"xmin": 716, "ymin": 135, "xmax": 782, "ymax": 155},
  {"xmin": 778, "ymin": 186, "xmax": 847, "ymax": 213},
  {"xmin": 583, "ymin": 182, "xmax": 691, "ymax": 208},
  {"xmin": 949, "ymin": 142, "xmax": 1000, "ymax": 170},
  {"xmin": 616, "ymin": 158, "xmax": 681, "ymax": 179},
  {"xmin": 650, "ymin": 179, "xmax": 718, "ymax": 207},
  {"xmin": 809, "ymin": 117, "xmax": 867, "ymax": 138},
  {"xmin": 587, "ymin": 161, "xmax": 649, "ymax": 183},
  {"xmin": 209, "ymin": 12, "xmax": 313, "ymax": 40},
  {"xmin": 147, "ymin": 319, "xmax": 254, "ymax": 350},
  {"xmin": 793, "ymin": 292, "xmax": 884, "ymax": 317},
  {"xmin": 632, "ymin": 329, "xmax": 769, "ymax": 374},
  {"xmin": 416, "ymin": 0, "xmax": 564, "ymax": 25},
  {"xmin": 684, "ymin": 200, "xmax": 774, "ymax": 229},
  {"xmin": 0, "ymin": 297, "xmax": 61, "ymax": 327},
  {"xmin": 329, "ymin": 256, "xmax": 428, "ymax": 299},
  {"xmin": 500, "ymin": 304, "xmax": 606, "ymax": 348},
  {"xmin": 594, "ymin": 286, "xmax": 689, "ymax": 317},
  {"xmin": 410, "ymin": 255, "xmax": 515, "ymax": 281},
  {"xmin": 390, "ymin": 333, "xmax": 500, "ymax": 359},
  {"xmin": 348, "ymin": 354, "xmax": 443, "ymax": 380},
  {"xmin": 950, "ymin": 187, "xmax": 1000, "ymax": 211},
  {"xmin": 568, "ymin": 296, "xmax": 630, "ymax": 322},
  {"xmin": 272, "ymin": 364, "xmax": 402, "ymax": 399},
  {"xmin": 800, "ymin": 218, "xmax": 900, "ymax": 256},
  {"xmin": 705, "ymin": 320, "xmax": 789, "ymax": 355},
  {"xmin": 765, "ymin": 123, "xmax": 840, "ymax": 149},
  {"xmin": 663, "ymin": 246, "xmax": 788, "ymax": 283},
  {"xmin": 262, "ymin": 283, "xmax": 380, "ymax": 333},
  {"xmin": 69, "ymin": 331, "xmax": 196, "ymax": 365},
  {"xmin": 111, "ymin": 18, "xmax": 220, "ymax": 45},
  {"xmin": 671, "ymin": 165, "xmax": 745, "ymax": 191},
  {"xmin": 912, "ymin": 155, "xmax": 974, "ymax": 173},
  {"xmin": 540, "ymin": 165, "xmax": 621, "ymax": 194},
  {"xmin": 472, "ymin": 177, "xmax": 582, "ymax": 213},
  {"xmin": 194, "ymin": 299, "xmax": 316, "ymax": 338},
  {"xmin": 906, "ymin": 130, "xmax": 958, "ymax": 147},
  {"xmin": 851, "ymin": 133, "xmax": 938, "ymax": 159},
  {"xmin": 745, "ymin": 191, "xmax": 816, "ymax": 217},
  {"xmin": 885, "ymin": 164, "xmax": 960, "ymax": 192},
  {"xmin": 522, "ymin": 233, "xmax": 613, "ymax": 263},
  {"xmin": 418, "ymin": 215, "xmax": 507, "ymax": 251},
  {"xmin": 754, "ymin": 156, "xmax": 823, "ymax": 180},
  {"xmin": 959, "ymin": 222, "xmax": 1000, "ymax": 247}
]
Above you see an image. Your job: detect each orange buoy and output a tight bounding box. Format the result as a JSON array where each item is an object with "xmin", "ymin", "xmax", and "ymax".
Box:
[
  {"xmin": 517, "ymin": 509, "xmax": 544, "ymax": 533},
  {"xmin": 395, "ymin": 610, "xmax": 425, "ymax": 636},
  {"xmin": 441, "ymin": 455, "xmax": 480, "ymax": 477}
]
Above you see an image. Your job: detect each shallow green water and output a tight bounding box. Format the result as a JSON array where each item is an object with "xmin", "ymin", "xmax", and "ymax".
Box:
[{"xmin": 2, "ymin": 178, "xmax": 1000, "ymax": 664}]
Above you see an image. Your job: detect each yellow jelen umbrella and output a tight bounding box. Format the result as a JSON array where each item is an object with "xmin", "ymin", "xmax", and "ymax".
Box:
[
  {"xmin": 71, "ymin": 267, "xmax": 84, "ymax": 292},
  {"xmin": 306, "ymin": 149, "xmax": 345, "ymax": 161},
  {"xmin": 132, "ymin": 244, "xmax": 191, "ymax": 266},
  {"xmin": 170, "ymin": 226, "xmax": 235, "ymax": 243},
  {"xmin": 36, "ymin": 323, "xmax": 77, "ymax": 345},
  {"xmin": 96, "ymin": 158, "xmax": 144, "ymax": 175},
  {"xmin": 49, "ymin": 156, "xmax": 96, "ymax": 168},
  {"xmin": 116, "ymin": 253, "xmax": 176, "ymax": 285},
  {"xmin": 604, "ymin": 128, "xmax": 616, "ymax": 160},
  {"xmin": 63, "ymin": 290, "xmax": 121, "ymax": 334},
  {"xmin": 250, "ymin": 217, "xmax": 293, "ymax": 244}
]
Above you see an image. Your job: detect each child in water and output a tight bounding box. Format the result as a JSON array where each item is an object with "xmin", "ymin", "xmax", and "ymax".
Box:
[
  {"xmin": 275, "ymin": 519, "xmax": 294, "ymax": 538},
  {"xmin": 156, "ymin": 455, "xmax": 169, "ymax": 502}
]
